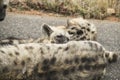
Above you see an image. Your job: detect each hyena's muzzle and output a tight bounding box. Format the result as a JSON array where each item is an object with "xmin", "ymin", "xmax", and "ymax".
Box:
[{"xmin": 0, "ymin": 4, "xmax": 7, "ymax": 21}]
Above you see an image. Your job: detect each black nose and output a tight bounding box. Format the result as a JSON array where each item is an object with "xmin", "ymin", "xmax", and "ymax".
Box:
[{"xmin": 55, "ymin": 35, "xmax": 69, "ymax": 43}]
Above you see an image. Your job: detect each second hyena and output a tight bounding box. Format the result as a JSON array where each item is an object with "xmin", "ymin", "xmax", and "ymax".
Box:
[{"xmin": 0, "ymin": 41, "xmax": 118, "ymax": 80}]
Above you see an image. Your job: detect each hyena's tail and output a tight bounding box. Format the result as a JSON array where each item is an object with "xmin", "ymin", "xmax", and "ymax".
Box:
[{"xmin": 105, "ymin": 51, "xmax": 119, "ymax": 63}]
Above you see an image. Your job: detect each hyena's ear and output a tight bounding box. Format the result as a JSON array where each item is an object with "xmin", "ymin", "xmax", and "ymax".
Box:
[
  {"xmin": 67, "ymin": 19, "xmax": 75, "ymax": 27},
  {"xmin": 41, "ymin": 23, "xmax": 53, "ymax": 37}
]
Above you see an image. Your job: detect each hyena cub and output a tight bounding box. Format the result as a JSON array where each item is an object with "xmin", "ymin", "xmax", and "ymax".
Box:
[
  {"xmin": 0, "ymin": 41, "xmax": 118, "ymax": 80},
  {"xmin": 66, "ymin": 17, "xmax": 97, "ymax": 41},
  {"xmin": 0, "ymin": 23, "xmax": 70, "ymax": 45},
  {"xmin": 0, "ymin": 0, "xmax": 9, "ymax": 21}
]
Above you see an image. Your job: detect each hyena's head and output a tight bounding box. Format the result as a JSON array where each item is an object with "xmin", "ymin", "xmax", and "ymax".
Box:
[
  {"xmin": 67, "ymin": 17, "xmax": 97, "ymax": 41},
  {"xmin": 0, "ymin": 0, "xmax": 9, "ymax": 21},
  {"xmin": 41, "ymin": 24, "xmax": 70, "ymax": 44}
]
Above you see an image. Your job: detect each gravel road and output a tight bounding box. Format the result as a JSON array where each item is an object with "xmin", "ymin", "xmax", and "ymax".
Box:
[{"xmin": 0, "ymin": 13, "xmax": 120, "ymax": 80}]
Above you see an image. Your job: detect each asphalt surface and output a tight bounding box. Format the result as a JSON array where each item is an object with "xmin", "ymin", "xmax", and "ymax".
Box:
[{"xmin": 0, "ymin": 13, "xmax": 120, "ymax": 80}]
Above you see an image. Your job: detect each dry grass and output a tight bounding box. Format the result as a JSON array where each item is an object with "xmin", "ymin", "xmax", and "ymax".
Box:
[{"xmin": 9, "ymin": 0, "xmax": 120, "ymax": 19}]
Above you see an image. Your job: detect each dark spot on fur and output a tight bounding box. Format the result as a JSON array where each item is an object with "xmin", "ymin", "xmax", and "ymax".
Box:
[
  {"xmin": 47, "ymin": 46, "xmax": 50, "ymax": 50},
  {"xmin": 41, "ymin": 65, "xmax": 49, "ymax": 71},
  {"xmin": 33, "ymin": 63, "xmax": 39, "ymax": 73},
  {"xmin": 81, "ymin": 27, "xmax": 85, "ymax": 29},
  {"xmin": 9, "ymin": 53, "xmax": 13, "ymax": 57},
  {"xmin": 78, "ymin": 65, "xmax": 83, "ymax": 71},
  {"xmin": 64, "ymin": 47, "xmax": 69, "ymax": 51},
  {"xmin": 77, "ymin": 30, "xmax": 83, "ymax": 35},
  {"xmin": 0, "ymin": 59, "xmax": 2, "ymax": 63},
  {"xmin": 81, "ymin": 57, "xmax": 96, "ymax": 63},
  {"xmin": 87, "ymin": 38, "xmax": 90, "ymax": 40},
  {"xmin": 65, "ymin": 59, "xmax": 72, "ymax": 64},
  {"xmin": 14, "ymin": 45, "xmax": 19, "ymax": 49},
  {"xmin": 58, "ymin": 47, "xmax": 62, "ymax": 49},
  {"xmin": 87, "ymin": 28, "xmax": 90, "ymax": 32},
  {"xmin": 2, "ymin": 67, "xmax": 9, "ymax": 73},
  {"xmin": 71, "ymin": 27, "xmax": 76, "ymax": 30},
  {"xmin": 42, "ymin": 59, "xmax": 49, "ymax": 65},
  {"xmin": 15, "ymin": 51, "xmax": 19, "ymax": 55},
  {"xmin": 48, "ymin": 70, "xmax": 57, "ymax": 76},
  {"xmin": 99, "ymin": 64, "xmax": 106, "ymax": 69},
  {"xmin": 37, "ymin": 73, "xmax": 45, "ymax": 77},
  {"xmin": 94, "ymin": 64, "xmax": 106, "ymax": 69},
  {"xmin": 63, "ymin": 69, "xmax": 69, "ymax": 75},
  {"xmin": 21, "ymin": 60, "xmax": 25, "ymax": 66},
  {"xmin": 105, "ymin": 54, "xmax": 109, "ymax": 58},
  {"xmin": 25, "ymin": 46, "xmax": 29, "ymax": 50},
  {"xmin": 87, "ymin": 23, "xmax": 91, "ymax": 26},
  {"xmin": 50, "ymin": 57, "xmax": 56, "ymax": 65},
  {"xmin": 74, "ymin": 56, "xmax": 80, "ymax": 64},
  {"xmin": 70, "ymin": 66, "xmax": 76, "ymax": 72},
  {"xmin": 91, "ymin": 31, "xmax": 95, "ymax": 34},
  {"xmin": 0, "ymin": 50, "xmax": 5, "ymax": 54},
  {"xmin": 88, "ymin": 42, "xmax": 93, "ymax": 47},
  {"xmin": 29, "ymin": 46, "xmax": 34, "ymax": 49},
  {"xmin": 14, "ymin": 60, "xmax": 18, "ymax": 66},
  {"xmin": 80, "ymin": 36, "xmax": 86, "ymax": 40},
  {"xmin": 27, "ymin": 57, "xmax": 32, "ymax": 62},
  {"xmin": 84, "ymin": 64, "xmax": 91, "ymax": 70},
  {"xmin": 99, "ymin": 46, "xmax": 103, "ymax": 51},
  {"xmin": 40, "ymin": 48, "xmax": 44, "ymax": 54}
]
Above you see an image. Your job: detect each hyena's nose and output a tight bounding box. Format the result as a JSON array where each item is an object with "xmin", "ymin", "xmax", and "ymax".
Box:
[{"xmin": 55, "ymin": 35, "xmax": 69, "ymax": 43}]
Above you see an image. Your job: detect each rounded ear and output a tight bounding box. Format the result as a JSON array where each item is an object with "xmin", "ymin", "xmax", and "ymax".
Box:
[
  {"xmin": 41, "ymin": 23, "xmax": 53, "ymax": 37},
  {"xmin": 67, "ymin": 19, "xmax": 75, "ymax": 27}
]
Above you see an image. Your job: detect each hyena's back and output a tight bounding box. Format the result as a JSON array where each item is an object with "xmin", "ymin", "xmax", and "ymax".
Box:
[{"xmin": 0, "ymin": 41, "xmax": 118, "ymax": 80}]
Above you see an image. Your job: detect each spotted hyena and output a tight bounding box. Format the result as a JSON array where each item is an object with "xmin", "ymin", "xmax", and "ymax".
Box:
[
  {"xmin": 0, "ymin": 0, "xmax": 9, "ymax": 21},
  {"xmin": 0, "ymin": 41, "xmax": 118, "ymax": 80},
  {"xmin": 0, "ymin": 17, "xmax": 96, "ymax": 45},
  {"xmin": 0, "ymin": 23, "xmax": 70, "ymax": 46},
  {"xmin": 66, "ymin": 17, "xmax": 97, "ymax": 41}
]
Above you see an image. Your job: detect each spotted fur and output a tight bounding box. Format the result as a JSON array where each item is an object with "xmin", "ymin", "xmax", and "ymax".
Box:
[
  {"xmin": 66, "ymin": 17, "xmax": 97, "ymax": 41},
  {"xmin": 0, "ymin": 0, "xmax": 9, "ymax": 21},
  {"xmin": 0, "ymin": 23, "xmax": 70, "ymax": 46},
  {"xmin": 0, "ymin": 41, "xmax": 118, "ymax": 80}
]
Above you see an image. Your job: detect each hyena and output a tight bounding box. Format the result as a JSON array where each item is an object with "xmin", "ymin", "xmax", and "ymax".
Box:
[
  {"xmin": 0, "ymin": 23, "xmax": 70, "ymax": 45},
  {"xmin": 0, "ymin": 17, "xmax": 96, "ymax": 45},
  {"xmin": 0, "ymin": 41, "xmax": 118, "ymax": 80},
  {"xmin": 66, "ymin": 17, "xmax": 97, "ymax": 41},
  {"xmin": 0, "ymin": 0, "xmax": 9, "ymax": 21}
]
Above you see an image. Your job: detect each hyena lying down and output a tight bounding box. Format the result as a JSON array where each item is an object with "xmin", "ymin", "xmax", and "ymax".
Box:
[
  {"xmin": 0, "ymin": 23, "xmax": 70, "ymax": 45},
  {"xmin": 0, "ymin": 41, "xmax": 118, "ymax": 80},
  {"xmin": 0, "ymin": 0, "xmax": 9, "ymax": 21}
]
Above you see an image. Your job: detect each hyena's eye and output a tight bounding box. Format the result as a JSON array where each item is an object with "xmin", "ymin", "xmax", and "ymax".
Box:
[
  {"xmin": 71, "ymin": 27, "xmax": 76, "ymax": 30},
  {"xmin": 68, "ymin": 31, "xmax": 74, "ymax": 35},
  {"xmin": 56, "ymin": 35, "xmax": 63, "ymax": 38}
]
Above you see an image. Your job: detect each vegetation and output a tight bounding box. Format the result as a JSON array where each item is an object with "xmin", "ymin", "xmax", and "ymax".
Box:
[{"xmin": 9, "ymin": 0, "xmax": 120, "ymax": 19}]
